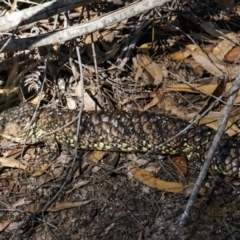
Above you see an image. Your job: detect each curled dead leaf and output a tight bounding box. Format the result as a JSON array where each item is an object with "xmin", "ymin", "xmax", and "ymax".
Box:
[
  {"xmin": 135, "ymin": 54, "xmax": 163, "ymax": 85},
  {"xmin": 0, "ymin": 220, "xmax": 11, "ymax": 232},
  {"xmin": 164, "ymin": 82, "xmax": 240, "ymax": 98},
  {"xmin": 225, "ymin": 46, "xmax": 240, "ymax": 62},
  {"xmin": 23, "ymin": 201, "xmax": 92, "ymax": 213},
  {"xmin": 31, "ymin": 163, "xmax": 53, "ymax": 177},
  {"xmin": 169, "ymin": 49, "xmax": 191, "ymax": 60},
  {"xmin": 171, "ymin": 156, "xmax": 187, "ymax": 175},
  {"xmin": 89, "ymin": 150, "xmax": 107, "ymax": 163},
  {"xmin": 129, "ymin": 164, "xmax": 184, "ymax": 194},
  {"xmin": 0, "ymin": 157, "xmax": 27, "ymax": 170}
]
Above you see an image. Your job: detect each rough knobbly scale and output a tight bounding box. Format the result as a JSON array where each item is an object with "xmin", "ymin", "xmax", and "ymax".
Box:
[{"xmin": 0, "ymin": 103, "xmax": 240, "ymax": 178}]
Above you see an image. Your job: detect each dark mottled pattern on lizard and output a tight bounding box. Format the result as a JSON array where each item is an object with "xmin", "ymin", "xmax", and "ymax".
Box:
[{"xmin": 0, "ymin": 103, "xmax": 240, "ymax": 177}]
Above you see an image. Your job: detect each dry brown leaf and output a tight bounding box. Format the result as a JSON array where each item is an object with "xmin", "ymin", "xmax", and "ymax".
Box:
[
  {"xmin": 35, "ymin": 174, "xmax": 56, "ymax": 188},
  {"xmin": 81, "ymin": 91, "xmax": 98, "ymax": 111},
  {"xmin": 101, "ymin": 29, "xmax": 119, "ymax": 43},
  {"xmin": 200, "ymin": 113, "xmax": 240, "ymax": 136},
  {"xmin": 164, "ymin": 83, "xmax": 216, "ymax": 95},
  {"xmin": 31, "ymin": 163, "xmax": 53, "ymax": 177},
  {"xmin": 133, "ymin": 56, "xmax": 143, "ymax": 78},
  {"xmin": 189, "ymin": 44, "xmax": 239, "ymax": 78},
  {"xmin": 185, "ymin": 59, "xmax": 204, "ymax": 76},
  {"xmin": 89, "ymin": 150, "xmax": 107, "ymax": 163},
  {"xmin": 66, "ymin": 180, "xmax": 89, "ymax": 194},
  {"xmin": 225, "ymin": 46, "xmax": 240, "ymax": 62},
  {"xmin": 169, "ymin": 49, "xmax": 191, "ymax": 60},
  {"xmin": 136, "ymin": 54, "xmax": 163, "ymax": 85},
  {"xmin": 160, "ymin": 95, "xmax": 188, "ymax": 120},
  {"xmin": 23, "ymin": 200, "xmax": 92, "ymax": 213},
  {"xmin": 0, "ymin": 220, "xmax": 11, "ymax": 232},
  {"xmin": 143, "ymin": 93, "xmax": 159, "ymax": 110},
  {"xmin": 101, "ymin": 20, "xmax": 127, "ymax": 42},
  {"xmin": 85, "ymin": 16, "xmax": 99, "ymax": 44},
  {"xmin": 171, "ymin": 156, "xmax": 187, "ymax": 175},
  {"xmin": 162, "ymin": 86, "xmax": 240, "ymax": 136},
  {"xmin": 118, "ymin": 92, "xmax": 150, "ymax": 106},
  {"xmin": 46, "ymin": 201, "xmax": 92, "ymax": 212},
  {"xmin": 191, "ymin": 51, "xmax": 223, "ymax": 76},
  {"xmin": 66, "ymin": 97, "xmax": 77, "ymax": 110},
  {"xmin": 129, "ymin": 164, "xmax": 184, "ymax": 194},
  {"xmin": 221, "ymin": 64, "xmax": 239, "ymax": 79},
  {"xmin": 12, "ymin": 198, "xmax": 31, "ymax": 208},
  {"xmin": 186, "ymin": 44, "xmax": 197, "ymax": 52},
  {"xmin": 233, "ymin": 94, "xmax": 240, "ymax": 104},
  {"xmin": 144, "ymin": 164, "xmax": 161, "ymax": 175},
  {"xmin": 165, "ymin": 82, "xmax": 240, "ymax": 97},
  {"xmin": 138, "ymin": 43, "xmax": 150, "ymax": 55},
  {"xmin": 198, "ymin": 79, "xmax": 225, "ymax": 117},
  {"xmin": 0, "ymin": 157, "xmax": 27, "ymax": 170},
  {"xmin": 213, "ymin": 33, "xmax": 238, "ymax": 61},
  {"xmin": 75, "ymin": 86, "xmax": 99, "ymax": 111},
  {"xmin": 3, "ymin": 145, "xmax": 27, "ymax": 159}
]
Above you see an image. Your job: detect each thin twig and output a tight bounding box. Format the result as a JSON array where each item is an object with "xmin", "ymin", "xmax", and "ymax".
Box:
[
  {"xmin": 0, "ymin": 0, "xmax": 94, "ymax": 32},
  {"xmin": 171, "ymin": 67, "xmax": 240, "ymax": 239},
  {"xmin": 40, "ymin": 46, "xmax": 85, "ymax": 214}
]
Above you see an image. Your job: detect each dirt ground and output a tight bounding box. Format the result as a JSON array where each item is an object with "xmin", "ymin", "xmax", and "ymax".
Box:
[{"xmin": 1, "ymin": 0, "xmax": 240, "ymax": 239}]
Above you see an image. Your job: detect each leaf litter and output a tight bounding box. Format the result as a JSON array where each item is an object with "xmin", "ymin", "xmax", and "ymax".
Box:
[{"xmin": 0, "ymin": 0, "xmax": 240, "ymax": 239}]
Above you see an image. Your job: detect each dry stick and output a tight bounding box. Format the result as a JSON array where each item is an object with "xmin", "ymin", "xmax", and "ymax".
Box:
[
  {"xmin": 86, "ymin": 6, "xmax": 103, "ymax": 108},
  {"xmin": 171, "ymin": 68, "xmax": 240, "ymax": 239},
  {"xmin": 0, "ymin": 0, "xmax": 171, "ymax": 52},
  {"xmin": 0, "ymin": 0, "xmax": 95, "ymax": 32},
  {"xmin": 73, "ymin": 46, "xmax": 85, "ymax": 161},
  {"xmin": 40, "ymin": 46, "xmax": 85, "ymax": 214}
]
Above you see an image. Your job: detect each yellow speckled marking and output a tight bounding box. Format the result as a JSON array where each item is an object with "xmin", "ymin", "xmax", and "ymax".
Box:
[
  {"xmin": 0, "ymin": 103, "xmax": 238, "ymax": 178},
  {"xmin": 98, "ymin": 142, "xmax": 104, "ymax": 149},
  {"xmin": 122, "ymin": 143, "xmax": 127, "ymax": 148},
  {"xmin": 104, "ymin": 145, "xmax": 111, "ymax": 150},
  {"xmin": 141, "ymin": 147, "xmax": 148, "ymax": 152}
]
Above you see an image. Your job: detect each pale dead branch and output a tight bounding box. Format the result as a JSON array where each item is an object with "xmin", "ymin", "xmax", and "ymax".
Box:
[
  {"xmin": 0, "ymin": 0, "xmax": 170, "ymax": 52},
  {"xmin": 0, "ymin": 0, "xmax": 95, "ymax": 32}
]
